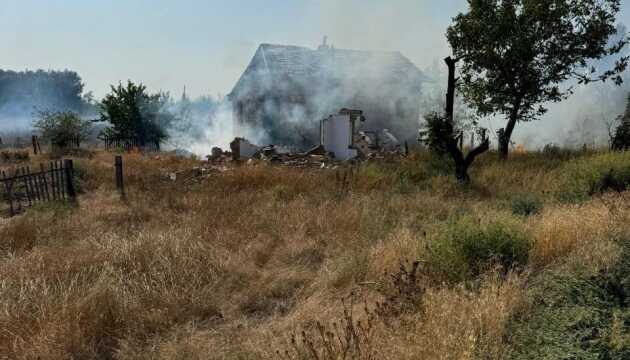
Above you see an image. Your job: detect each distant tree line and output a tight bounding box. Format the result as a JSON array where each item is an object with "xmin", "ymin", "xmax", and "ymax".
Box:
[{"xmin": 0, "ymin": 69, "xmax": 94, "ymax": 117}]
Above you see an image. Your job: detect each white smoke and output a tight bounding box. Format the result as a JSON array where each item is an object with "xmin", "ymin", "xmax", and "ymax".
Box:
[
  {"xmin": 167, "ymin": 100, "xmax": 269, "ymax": 157},
  {"xmin": 315, "ymin": 0, "xmax": 630, "ymax": 150}
]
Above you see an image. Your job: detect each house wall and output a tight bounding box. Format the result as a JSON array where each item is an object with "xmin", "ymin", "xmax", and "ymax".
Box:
[
  {"xmin": 321, "ymin": 114, "xmax": 358, "ymax": 160},
  {"xmin": 232, "ymin": 89, "xmax": 420, "ymax": 147}
]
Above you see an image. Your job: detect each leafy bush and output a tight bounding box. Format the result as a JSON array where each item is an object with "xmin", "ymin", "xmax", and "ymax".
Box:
[
  {"xmin": 511, "ymin": 193, "xmax": 543, "ymax": 216},
  {"xmin": 429, "ymin": 216, "xmax": 532, "ymax": 282},
  {"xmin": 418, "ymin": 112, "xmax": 453, "ymax": 155},
  {"xmin": 99, "ymin": 81, "xmax": 171, "ymax": 146},
  {"xmin": 555, "ymin": 152, "xmax": 630, "ymax": 202},
  {"xmin": 33, "ymin": 110, "xmax": 91, "ymax": 149}
]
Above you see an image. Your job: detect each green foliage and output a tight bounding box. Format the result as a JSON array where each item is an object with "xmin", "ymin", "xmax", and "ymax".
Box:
[
  {"xmin": 429, "ymin": 216, "xmax": 532, "ymax": 282},
  {"xmin": 33, "ymin": 111, "xmax": 91, "ymax": 149},
  {"xmin": 511, "ymin": 193, "xmax": 543, "ymax": 216},
  {"xmin": 99, "ymin": 81, "xmax": 172, "ymax": 145},
  {"xmin": 447, "ymin": 0, "xmax": 627, "ymax": 152},
  {"xmin": 419, "ymin": 112, "xmax": 454, "ymax": 155},
  {"xmin": 0, "ymin": 69, "xmax": 88, "ymax": 115},
  {"xmin": 507, "ymin": 243, "xmax": 630, "ymax": 359},
  {"xmin": 555, "ymin": 151, "xmax": 630, "ymax": 202}
]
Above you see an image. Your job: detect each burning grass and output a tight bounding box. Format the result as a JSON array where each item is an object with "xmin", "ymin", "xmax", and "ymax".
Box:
[{"xmin": 0, "ymin": 149, "xmax": 629, "ymax": 359}]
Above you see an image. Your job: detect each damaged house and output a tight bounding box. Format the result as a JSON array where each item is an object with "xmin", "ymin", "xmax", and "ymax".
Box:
[{"xmin": 228, "ymin": 40, "xmax": 427, "ymax": 147}]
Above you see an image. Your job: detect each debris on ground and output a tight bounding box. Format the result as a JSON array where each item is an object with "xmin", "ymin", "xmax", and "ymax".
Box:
[
  {"xmin": 355, "ymin": 128, "xmax": 405, "ymax": 160},
  {"xmin": 230, "ymin": 137, "xmax": 260, "ymax": 160},
  {"xmin": 165, "ymin": 108, "xmax": 407, "ymax": 181},
  {"xmin": 172, "ymin": 148, "xmax": 197, "ymax": 159},
  {"xmin": 165, "ymin": 165, "xmax": 232, "ymax": 184}
]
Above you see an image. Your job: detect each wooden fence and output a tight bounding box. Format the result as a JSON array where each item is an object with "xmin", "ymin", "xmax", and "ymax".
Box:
[
  {"xmin": 0, "ymin": 135, "xmax": 81, "ymax": 154},
  {"xmin": 50, "ymin": 135, "xmax": 81, "ymax": 153},
  {"xmin": 103, "ymin": 135, "xmax": 160, "ymax": 152},
  {"xmin": 0, "ymin": 160, "xmax": 76, "ymax": 217}
]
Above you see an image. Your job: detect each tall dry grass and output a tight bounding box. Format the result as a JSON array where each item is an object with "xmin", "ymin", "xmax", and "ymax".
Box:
[{"xmin": 0, "ymin": 149, "xmax": 627, "ymax": 359}]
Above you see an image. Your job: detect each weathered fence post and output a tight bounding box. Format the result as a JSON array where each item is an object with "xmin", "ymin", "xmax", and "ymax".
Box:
[
  {"xmin": 1, "ymin": 170, "xmax": 14, "ymax": 217},
  {"xmin": 20, "ymin": 168, "xmax": 32, "ymax": 207},
  {"xmin": 115, "ymin": 155, "xmax": 124, "ymax": 196},
  {"xmin": 64, "ymin": 159, "xmax": 77, "ymax": 201},
  {"xmin": 32, "ymin": 135, "xmax": 38, "ymax": 155},
  {"xmin": 40, "ymin": 163, "xmax": 50, "ymax": 201},
  {"xmin": 50, "ymin": 162, "xmax": 57, "ymax": 200}
]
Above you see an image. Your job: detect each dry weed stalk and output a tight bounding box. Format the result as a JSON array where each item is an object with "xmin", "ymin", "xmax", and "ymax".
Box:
[
  {"xmin": 334, "ymin": 167, "xmax": 355, "ymax": 199},
  {"xmin": 277, "ymin": 295, "xmax": 378, "ymax": 360},
  {"xmin": 375, "ymin": 260, "xmax": 428, "ymax": 320}
]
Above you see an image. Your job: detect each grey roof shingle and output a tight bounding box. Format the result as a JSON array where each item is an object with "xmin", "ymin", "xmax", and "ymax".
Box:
[{"xmin": 230, "ymin": 44, "xmax": 426, "ymax": 100}]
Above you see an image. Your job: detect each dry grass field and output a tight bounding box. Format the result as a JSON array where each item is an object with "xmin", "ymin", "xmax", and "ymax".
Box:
[{"xmin": 1, "ymin": 149, "xmax": 630, "ymax": 359}]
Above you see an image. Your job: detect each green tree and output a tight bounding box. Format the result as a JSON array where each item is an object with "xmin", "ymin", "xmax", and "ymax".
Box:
[
  {"xmin": 33, "ymin": 111, "xmax": 91, "ymax": 149},
  {"xmin": 447, "ymin": 0, "xmax": 628, "ymax": 159},
  {"xmin": 99, "ymin": 81, "xmax": 172, "ymax": 146}
]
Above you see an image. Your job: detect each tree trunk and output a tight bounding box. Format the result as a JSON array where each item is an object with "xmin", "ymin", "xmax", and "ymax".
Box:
[
  {"xmin": 498, "ymin": 130, "xmax": 509, "ymax": 159},
  {"xmin": 455, "ymin": 162, "xmax": 471, "ymax": 183},
  {"xmin": 448, "ymin": 135, "xmax": 490, "ymax": 184},
  {"xmin": 444, "ymin": 57, "xmax": 490, "ymax": 183},
  {"xmin": 498, "ymin": 100, "xmax": 521, "ymax": 160},
  {"xmin": 445, "ymin": 57, "xmax": 457, "ymax": 124}
]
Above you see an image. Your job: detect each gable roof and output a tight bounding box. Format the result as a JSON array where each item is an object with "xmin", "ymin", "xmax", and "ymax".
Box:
[{"xmin": 229, "ymin": 44, "xmax": 426, "ymax": 100}]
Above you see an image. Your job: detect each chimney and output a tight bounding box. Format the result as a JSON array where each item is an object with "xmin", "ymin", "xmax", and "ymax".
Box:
[{"xmin": 318, "ymin": 36, "xmax": 330, "ymax": 51}]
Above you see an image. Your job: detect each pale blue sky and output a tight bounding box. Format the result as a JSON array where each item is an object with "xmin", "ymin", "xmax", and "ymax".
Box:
[{"xmin": 1, "ymin": 1, "xmax": 628, "ymax": 98}]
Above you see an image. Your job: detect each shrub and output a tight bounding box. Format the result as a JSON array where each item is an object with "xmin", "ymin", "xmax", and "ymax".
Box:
[
  {"xmin": 555, "ymin": 152, "xmax": 630, "ymax": 202},
  {"xmin": 511, "ymin": 193, "xmax": 543, "ymax": 216},
  {"xmin": 429, "ymin": 216, "xmax": 532, "ymax": 282},
  {"xmin": 33, "ymin": 110, "xmax": 91, "ymax": 150},
  {"xmin": 99, "ymin": 81, "xmax": 171, "ymax": 146},
  {"xmin": 418, "ymin": 112, "xmax": 452, "ymax": 155}
]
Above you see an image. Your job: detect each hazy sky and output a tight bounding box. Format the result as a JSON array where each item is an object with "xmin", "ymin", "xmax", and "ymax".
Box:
[
  {"xmin": 2, "ymin": 1, "xmax": 629, "ymax": 99},
  {"xmin": 0, "ymin": 0, "xmax": 470, "ymax": 98}
]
